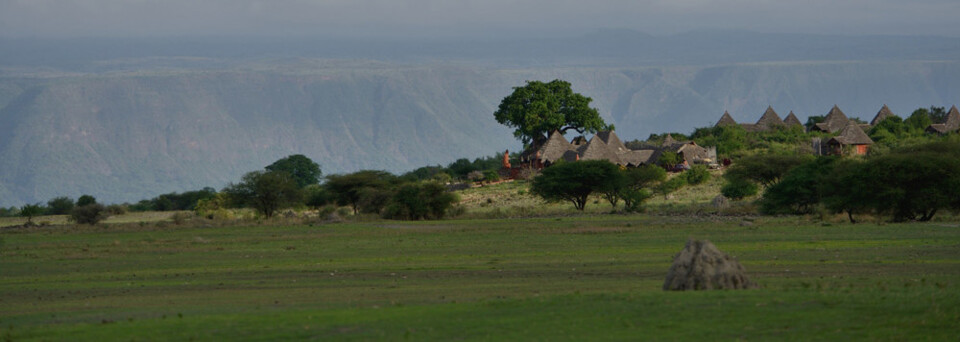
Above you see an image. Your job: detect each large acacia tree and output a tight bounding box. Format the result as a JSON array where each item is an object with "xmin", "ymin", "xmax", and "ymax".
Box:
[{"xmin": 494, "ymin": 79, "xmax": 608, "ymax": 147}]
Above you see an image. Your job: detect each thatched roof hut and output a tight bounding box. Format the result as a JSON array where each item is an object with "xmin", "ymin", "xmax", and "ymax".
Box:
[
  {"xmin": 812, "ymin": 105, "xmax": 850, "ymax": 133},
  {"xmin": 827, "ymin": 120, "xmax": 874, "ymax": 155},
  {"xmin": 715, "ymin": 111, "xmax": 738, "ymax": 127},
  {"xmin": 869, "ymin": 104, "xmax": 897, "ymax": 126},
  {"xmin": 595, "ymin": 130, "xmax": 628, "ymax": 152},
  {"xmin": 926, "ymin": 105, "xmax": 960, "ymax": 134},
  {"xmin": 538, "ymin": 130, "xmax": 575, "ymax": 164},
  {"xmin": 578, "ymin": 136, "xmax": 621, "ymax": 164},
  {"xmin": 783, "ymin": 111, "xmax": 803, "ymax": 127},
  {"xmin": 754, "ymin": 106, "xmax": 784, "ymax": 130}
]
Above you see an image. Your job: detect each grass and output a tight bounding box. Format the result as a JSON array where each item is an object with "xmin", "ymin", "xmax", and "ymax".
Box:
[{"xmin": 1, "ymin": 214, "xmax": 958, "ymax": 340}]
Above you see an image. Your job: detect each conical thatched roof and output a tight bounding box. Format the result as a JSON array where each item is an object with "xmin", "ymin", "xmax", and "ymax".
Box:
[
  {"xmin": 783, "ymin": 111, "xmax": 802, "ymax": 127},
  {"xmin": 945, "ymin": 105, "xmax": 960, "ymax": 130},
  {"xmin": 829, "ymin": 120, "xmax": 874, "ymax": 145},
  {"xmin": 924, "ymin": 106, "xmax": 960, "ymax": 134},
  {"xmin": 869, "ymin": 105, "xmax": 897, "ymax": 126},
  {"xmin": 538, "ymin": 130, "xmax": 574, "ymax": 163},
  {"xmin": 715, "ymin": 111, "xmax": 738, "ymax": 127},
  {"xmin": 814, "ymin": 105, "xmax": 850, "ymax": 133},
  {"xmin": 596, "ymin": 130, "xmax": 628, "ymax": 152},
  {"xmin": 661, "ymin": 134, "xmax": 676, "ymax": 147},
  {"xmin": 578, "ymin": 135, "xmax": 620, "ymax": 164},
  {"xmin": 755, "ymin": 106, "xmax": 783, "ymax": 129}
]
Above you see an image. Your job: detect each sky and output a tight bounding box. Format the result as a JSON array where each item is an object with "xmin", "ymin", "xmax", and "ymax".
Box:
[{"xmin": 2, "ymin": 0, "xmax": 959, "ymax": 39}]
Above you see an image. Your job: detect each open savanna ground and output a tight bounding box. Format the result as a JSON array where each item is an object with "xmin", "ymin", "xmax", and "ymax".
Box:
[{"xmin": 1, "ymin": 215, "xmax": 958, "ymax": 341}]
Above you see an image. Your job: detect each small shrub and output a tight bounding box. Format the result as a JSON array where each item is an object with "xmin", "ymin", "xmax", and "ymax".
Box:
[
  {"xmin": 467, "ymin": 170, "xmax": 485, "ymax": 183},
  {"xmin": 171, "ymin": 212, "xmax": 194, "ymax": 225},
  {"xmin": 517, "ymin": 167, "xmax": 539, "ymax": 180},
  {"xmin": 69, "ymin": 204, "xmax": 109, "ymax": 225},
  {"xmin": 482, "ymin": 170, "xmax": 500, "ymax": 183},
  {"xmin": 721, "ymin": 179, "xmax": 758, "ymax": 200},
  {"xmin": 106, "ymin": 204, "xmax": 128, "ymax": 215},
  {"xmin": 683, "ymin": 165, "xmax": 711, "ymax": 185}
]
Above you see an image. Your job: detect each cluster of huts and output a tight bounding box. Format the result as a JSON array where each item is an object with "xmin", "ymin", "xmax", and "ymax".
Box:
[
  {"xmin": 516, "ymin": 130, "xmax": 716, "ymax": 171},
  {"xmin": 509, "ymin": 104, "xmax": 959, "ymax": 174},
  {"xmin": 716, "ymin": 104, "xmax": 960, "ymax": 156}
]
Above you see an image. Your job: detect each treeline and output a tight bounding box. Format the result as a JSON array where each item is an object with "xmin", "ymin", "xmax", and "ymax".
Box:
[
  {"xmin": 723, "ymin": 140, "xmax": 960, "ymax": 222},
  {"xmin": 400, "ymin": 153, "xmax": 516, "ymax": 183},
  {"xmin": 2, "ymin": 194, "xmax": 122, "ymax": 225},
  {"xmin": 202, "ymin": 155, "xmax": 460, "ymax": 220},
  {"xmin": 632, "ymin": 106, "xmax": 955, "ymax": 158}
]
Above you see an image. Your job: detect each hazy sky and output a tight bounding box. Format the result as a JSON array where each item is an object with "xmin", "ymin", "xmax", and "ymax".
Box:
[{"xmin": 2, "ymin": 0, "xmax": 959, "ymax": 38}]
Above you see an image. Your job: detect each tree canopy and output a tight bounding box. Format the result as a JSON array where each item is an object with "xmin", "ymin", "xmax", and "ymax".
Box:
[
  {"xmin": 493, "ymin": 79, "xmax": 607, "ymax": 147},
  {"xmin": 530, "ymin": 160, "xmax": 621, "ymax": 211},
  {"xmin": 223, "ymin": 170, "xmax": 302, "ymax": 218},
  {"xmin": 266, "ymin": 154, "xmax": 322, "ymax": 189}
]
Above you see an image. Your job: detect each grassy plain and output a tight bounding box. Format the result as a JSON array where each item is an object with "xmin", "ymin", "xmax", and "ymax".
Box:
[{"xmin": 2, "ymin": 213, "xmax": 958, "ymax": 340}]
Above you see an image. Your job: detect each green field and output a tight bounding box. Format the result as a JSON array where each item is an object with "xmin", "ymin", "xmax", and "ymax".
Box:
[{"xmin": 2, "ymin": 215, "xmax": 959, "ymax": 340}]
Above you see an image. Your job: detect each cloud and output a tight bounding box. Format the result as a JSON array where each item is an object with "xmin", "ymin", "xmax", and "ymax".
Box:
[{"xmin": 1, "ymin": 0, "xmax": 958, "ymax": 38}]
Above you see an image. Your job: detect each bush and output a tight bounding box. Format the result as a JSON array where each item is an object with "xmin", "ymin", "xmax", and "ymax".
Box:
[
  {"xmin": 171, "ymin": 212, "xmax": 194, "ymax": 225},
  {"xmin": 76, "ymin": 195, "xmax": 97, "ymax": 207},
  {"xmin": 382, "ymin": 182, "xmax": 459, "ymax": 220},
  {"xmin": 721, "ymin": 179, "xmax": 758, "ymax": 200},
  {"xmin": 46, "ymin": 196, "xmax": 75, "ymax": 215},
  {"xmin": 69, "ymin": 204, "xmax": 109, "ymax": 225},
  {"xmin": 683, "ymin": 165, "xmax": 711, "ymax": 185},
  {"xmin": 20, "ymin": 203, "xmax": 45, "ymax": 223},
  {"xmin": 105, "ymin": 204, "xmax": 128, "ymax": 215},
  {"xmin": 482, "ymin": 170, "xmax": 500, "ymax": 183},
  {"xmin": 357, "ymin": 187, "xmax": 394, "ymax": 214}
]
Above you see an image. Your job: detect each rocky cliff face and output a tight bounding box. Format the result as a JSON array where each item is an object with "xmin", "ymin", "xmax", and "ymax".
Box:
[{"xmin": 2, "ymin": 60, "xmax": 958, "ymax": 206}]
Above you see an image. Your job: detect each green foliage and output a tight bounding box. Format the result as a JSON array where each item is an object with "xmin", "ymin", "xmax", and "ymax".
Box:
[
  {"xmin": 105, "ymin": 204, "xmax": 127, "ymax": 216},
  {"xmin": 357, "ymin": 187, "xmax": 395, "ymax": 214},
  {"xmin": 760, "ymin": 158, "xmax": 837, "ymax": 214},
  {"xmin": 617, "ymin": 165, "xmax": 665, "ymax": 211},
  {"xmin": 683, "ymin": 165, "xmax": 711, "ymax": 185},
  {"xmin": 859, "ymin": 146, "xmax": 960, "ymax": 222},
  {"xmin": 691, "ymin": 125, "xmax": 747, "ymax": 156},
  {"xmin": 928, "ymin": 106, "xmax": 948, "ymax": 124},
  {"xmin": 45, "ymin": 196, "xmax": 75, "ymax": 215},
  {"xmin": 223, "ymin": 170, "xmax": 302, "ymax": 218},
  {"xmin": 265, "ymin": 154, "xmax": 322, "ymax": 189},
  {"xmin": 324, "ymin": 170, "xmax": 398, "ymax": 214},
  {"xmin": 530, "ymin": 160, "xmax": 621, "ymax": 210},
  {"xmin": 482, "ymin": 170, "xmax": 500, "ymax": 183},
  {"xmin": 69, "ymin": 204, "xmax": 109, "ymax": 225},
  {"xmin": 147, "ymin": 188, "xmax": 217, "ymax": 211},
  {"xmin": 755, "ymin": 141, "xmax": 960, "ymax": 222},
  {"xmin": 724, "ymin": 153, "xmax": 813, "ymax": 187},
  {"xmin": 303, "ymin": 184, "xmax": 334, "ymax": 209},
  {"xmin": 194, "ymin": 193, "xmax": 232, "ymax": 220},
  {"xmin": 657, "ymin": 151, "xmax": 681, "ymax": 167},
  {"xmin": 19, "ymin": 203, "xmax": 45, "ymax": 223},
  {"xmin": 720, "ymin": 178, "xmax": 758, "ymax": 200},
  {"xmin": 904, "ymin": 108, "xmax": 933, "ymax": 131},
  {"xmin": 494, "ymin": 79, "xmax": 607, "ymax": 146},
  {"xmin": 0, "ymin": 206, "xmax": 19, "ymax": 217},
  {"xmin": 805, "ymin": 115, "xmax": 825, "ymax": 131},
  {"xmin": 76, "ymin": 195, "xmax": 97, "ymax": 207},
  {"xmin": 382, "ymin": 182, "xmax": 459, "ymax": 220},
  {"xmin": 655, "ymin": 176, "xmax": 686, "ymax": 199}
]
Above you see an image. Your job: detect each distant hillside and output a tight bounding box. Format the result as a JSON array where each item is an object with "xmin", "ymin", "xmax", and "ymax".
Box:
[{"xmin": 2, "ymin": 60, "xmax": 959, "ymax": 206}]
